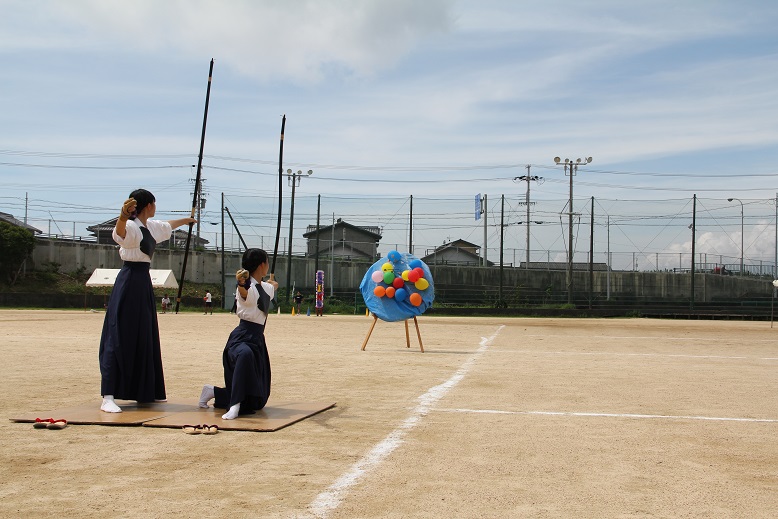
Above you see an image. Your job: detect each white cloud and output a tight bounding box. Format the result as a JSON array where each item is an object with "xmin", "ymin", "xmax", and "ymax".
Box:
[{"xmin": 2, "ymin": 0, "xmax": 454, "ymax": 82}]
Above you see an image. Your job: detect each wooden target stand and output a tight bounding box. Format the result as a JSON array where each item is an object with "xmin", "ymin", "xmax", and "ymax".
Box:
[{"xmin": 361, "ymin": 314, "xmax": 425, "ymax": 352}]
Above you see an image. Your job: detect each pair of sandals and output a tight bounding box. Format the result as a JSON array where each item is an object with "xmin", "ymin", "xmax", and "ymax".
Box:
[
  {"xmin": 183, "ymin": 424, "xmax": 219, "ymax": 435},
  {"xmin": 33, "ymin": 418, "xmax": 68, "ymax": 430}
]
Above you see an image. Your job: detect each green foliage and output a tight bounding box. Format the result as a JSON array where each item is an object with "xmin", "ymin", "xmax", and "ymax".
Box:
[
  {"xmin": 0, "ymin": 222, "xmax": 35, "ymax": 284},
  {"xmin": 41, "ymin": 261, "xmax": 61, "ymax": 273}
]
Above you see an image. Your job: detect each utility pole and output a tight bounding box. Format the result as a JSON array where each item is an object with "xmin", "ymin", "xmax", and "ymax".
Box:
[
  {"xmin": 315, "ymin": 194, "xmax": 321, "ymax": 275},
  {"xmin": 409, "ymin": 195, "xmax": 413, "ymax": 255},
  {"xmin": 189, "ymin": 166, "xmax": 207, "ymax": 244},
  {"xmin": 607, "ymin": 215, "xmax": 611, "ymax": 301},
  {"xmin": 482, "ymin": 194, "xmax": 487, "ymax": 267},
  {"xmin": 691, "ymin": 194, "xmax": 697, "ymax": 309},
  {"xmin": 589, "ymin": 196, "xmax": 594, "ymax": 309},
  {"xmin": 285, "ymin": 169, "xmax": 313, "ymax": 303},
  {"xmin": 499, "ymin": 194, "xmax": 505, "ymax": 305},
  {"xmin": 514, "ymin": 166, "xmax": 542, "ymax": 269},
  {"xmin": 553, "ymin": 156, "xmax": 593, "ymax": 305},
  {"xmin": 727, "ymin": 197, "xmax": 744, "ymax": 274},
  {"xmin": 220, "ymin": 192, "xmax": 225, "ymax": 310}
]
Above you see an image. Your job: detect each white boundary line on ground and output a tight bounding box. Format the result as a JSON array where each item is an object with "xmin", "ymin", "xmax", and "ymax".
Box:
[
  {"xmin": 520, "ymin": 333, "xmax": 777, "ymax": 343},
  {"xmin": 304, "ymin": 325, "xmax": 505, "ymax": 519},
  {"xmin": 489, "ymin": 349, "xmax": 778, "ymax": 361},
  {"xmin": 436, "ymin": 408, "xmax": 778, "ymax": 423}
]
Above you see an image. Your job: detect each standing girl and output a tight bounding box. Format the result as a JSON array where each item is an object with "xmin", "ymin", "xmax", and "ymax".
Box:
[{"xmin": 99, "ymin": 189, "xmax": 196, "ymax": 413}]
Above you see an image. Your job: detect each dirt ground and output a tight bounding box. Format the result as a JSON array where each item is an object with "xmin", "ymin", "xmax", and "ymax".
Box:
[{"xmin": 1, "ymin": 309, "xmax": 777, "ymax": 518}]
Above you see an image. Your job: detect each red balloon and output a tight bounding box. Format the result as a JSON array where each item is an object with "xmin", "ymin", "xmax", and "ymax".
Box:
[
  {"xmin": 413, "ymin": 267, "xmax": 424, "ymax": 279},
  {"xmin": 407, "ymin": 270, "xmax": 419, "ymax": 283},
  {"xmin": 392, "ymin": 277, "xmax": 405, "ymax": 289},
  {"xmin": 409, "ymin": 292, "xmax": 422, "ymax": 306}
]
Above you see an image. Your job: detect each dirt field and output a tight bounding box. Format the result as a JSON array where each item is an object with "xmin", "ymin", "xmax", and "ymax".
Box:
[{"xmin": 1, "ymin": 309, "xmax": 777, "ymax": 518}]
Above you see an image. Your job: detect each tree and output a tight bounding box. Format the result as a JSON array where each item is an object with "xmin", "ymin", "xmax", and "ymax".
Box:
[{"xmin": 0, "ymin": 221, "xmax": 35, "ymax": 284}]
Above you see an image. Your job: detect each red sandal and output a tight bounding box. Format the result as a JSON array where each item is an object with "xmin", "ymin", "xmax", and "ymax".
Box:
[
  {"xmin": 47, "ymin": 419, "xmax": 68, "ymax": 430},
  {"xmin": 33, "ymin": 418, "xmax": 54, "ymax": 429}
]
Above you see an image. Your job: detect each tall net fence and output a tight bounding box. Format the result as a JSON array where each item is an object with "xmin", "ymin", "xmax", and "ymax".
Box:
[{"xmin": 15, "ymin": 193, "xmax": 778, "ymax": 278}]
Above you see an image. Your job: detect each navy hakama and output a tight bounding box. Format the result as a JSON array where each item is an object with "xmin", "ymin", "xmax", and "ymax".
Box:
[
  {"xmin": 98, "ymin": 261, "xmax": 166, "ymax": 402},
  {"xmin": 213, "ymin": 319, "xmax": 271, "ymax": 414}
]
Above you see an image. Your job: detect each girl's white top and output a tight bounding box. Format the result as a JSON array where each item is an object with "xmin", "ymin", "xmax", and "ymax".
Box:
[
  {"xmin": 112, "ymin": 219, "xmax": 172, "ymax": 262},
  {"xmin": 236, "ymin": 276, "xmax": 275, "ymax": 326}
]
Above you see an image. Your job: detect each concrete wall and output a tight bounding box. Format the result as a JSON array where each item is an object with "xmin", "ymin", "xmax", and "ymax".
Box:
[{"xmin": 29, "ymin": 238, "xmax": 774, "ymax": 303}]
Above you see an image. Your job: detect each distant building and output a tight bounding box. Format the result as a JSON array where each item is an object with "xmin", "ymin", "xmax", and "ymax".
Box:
[
  {"xmin": 303, "ymin": 219, "xmax": 382, "ymax": 261},
  {"xmin": 87, "ymin": 217, "xmax": 209, "ymax": 248},
  {"xmin": 0, "ymin": 211, "xmax": 42, "ymax": 234},
  {"xmin": 421, "ymin": 239, "xmax": 493, "ymax": 267}
]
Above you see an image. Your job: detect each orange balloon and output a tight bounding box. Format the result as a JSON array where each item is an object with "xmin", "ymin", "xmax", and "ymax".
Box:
[
  {"xmin": 385, "ymin": 286, "xmax": 396, "ymax": 298},
  {"xmin": 374, "ymin": 286, "xmax": 386, "ymax": 297},
  {"xmin": 409, "ymin": 292, "xmax": 422, "ymax": 306}
]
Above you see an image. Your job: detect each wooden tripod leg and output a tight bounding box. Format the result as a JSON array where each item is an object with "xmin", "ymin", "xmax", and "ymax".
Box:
[
  {"xmin": 405, "ymin": 320, "xmax": 411, "ymax": 348},
  {"xmin": 413, "ymin": 316, "xmax": 424, "ymax": 353},
  {"xmin": 361, "ymin": 315, "xmax": 379, "ymax": 351}
]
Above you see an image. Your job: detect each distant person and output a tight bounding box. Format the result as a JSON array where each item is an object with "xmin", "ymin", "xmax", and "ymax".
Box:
[
  {"xmin": 199, "ymin": 248, "xmax": 278, "ymax": 419},
  {"xmin": 161, "ymin": 294, "xmax": 170, "ymax": 314},
  {"xmin": 99, "ymin": 189, "xmax": 196, "ymax": 413},
  {"xmin": 204, "ymin": 291, "xmax": 213, "ymax": 315},
  {"xmin": 294, "ymin": 291, "xmax": 303, "ymax": 315}
]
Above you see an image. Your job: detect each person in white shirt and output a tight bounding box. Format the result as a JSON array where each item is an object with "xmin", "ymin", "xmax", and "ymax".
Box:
[
  {"xmin": 99, "ymin": 189, "xmax": 196, "ymax": 413},
  {"xmin": 204, "ymin": 291, "xmax": 213, "ymax": 315},
  {"xmin": 198, "ymin": 248, "xmax": 279, "ymax": 419}
]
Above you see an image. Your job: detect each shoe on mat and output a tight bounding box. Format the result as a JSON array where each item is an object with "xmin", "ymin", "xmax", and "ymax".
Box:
[
  {"xmin": 183, "ymin": 424, "xmax": 202, "ymax": 434},
  {"xmin": 33, "ymin": 418, "xmax": 54, "ymax": 429},
  {"xmin": 47, "ymin": 419, "xmax": 68, "ymax": 430},
  {"xmin": 202, "ymin": 424, "xmax": 219, "ymax": 435}
]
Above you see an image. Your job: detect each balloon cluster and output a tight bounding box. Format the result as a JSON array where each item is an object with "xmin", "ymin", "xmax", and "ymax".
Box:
[{"xmin": 370, "ymin": 251, "xmax": 429, "ymax": 307}]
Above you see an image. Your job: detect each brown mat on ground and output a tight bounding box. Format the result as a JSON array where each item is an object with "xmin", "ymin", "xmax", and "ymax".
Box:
[
  {"xmin": 10, "ymin": 399, "xmax": 200, "ymax": 426},
  {"xmin": 142, "ymin": 401, "xmax": 336, "ymax": 432}
]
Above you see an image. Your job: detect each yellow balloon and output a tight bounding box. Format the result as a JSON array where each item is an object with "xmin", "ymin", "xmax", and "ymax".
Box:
[
  {"xmin": 415, "ymin": 278, "xmax": 429, "ymax": 290},
  {"xmin": 402, "ymin": 270, "xmax": 410, "ymax": 281},
  {"xmin": 381, "ymin": 262, "xmax": 394, "ymax": 272}
]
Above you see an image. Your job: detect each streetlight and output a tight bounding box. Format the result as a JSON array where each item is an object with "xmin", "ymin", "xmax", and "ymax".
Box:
[
  {"xmin": 727, "ymin": 197, "xmax": 744, "ymax": 274},
  {"xmin": 553, "ymin": 156, "xmax": 592, "ymax": 305},
  {"xmin": 286, "ymin": 169, "xmax": 313, "ymax": 303}
]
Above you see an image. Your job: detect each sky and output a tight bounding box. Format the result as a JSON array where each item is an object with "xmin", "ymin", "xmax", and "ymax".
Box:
[{"xmin": 2, "ymin": 0, "xmax": 778, "ymax": 271}]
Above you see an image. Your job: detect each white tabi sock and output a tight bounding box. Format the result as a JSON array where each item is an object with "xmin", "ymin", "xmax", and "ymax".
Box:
[
  {"xmin": 101, "ymin": 395, "xmax": 122, "ymax": 413},
  {"xmin": 199, "ymin": 385, "xmax": 215, "ymax": 408},
  {"xmin": 222, "ymin": 403, "xmax": 241, "ymax": 420}
]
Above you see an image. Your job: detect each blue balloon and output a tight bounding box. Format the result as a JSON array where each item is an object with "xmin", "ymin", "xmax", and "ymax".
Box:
[
  {"xmin": 394, "ymin": 287, "xmax": 408, "ymax": 302},
  {"xmin": 409, "ymin": 259, "xmax": 423, "ymax": 269},
  {"xmin": 387, "ymin": 250, "xmax": 401, "ymax": 263}
]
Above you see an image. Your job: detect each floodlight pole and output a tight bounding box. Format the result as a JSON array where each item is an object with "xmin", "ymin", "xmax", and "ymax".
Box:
[
  {"xmin": 727, "ymin": 197, "xmax": 744, "ymax": 274},
  {"xmin": 554, "ymin": 156, "xmax": 592, "ymax": 305}
]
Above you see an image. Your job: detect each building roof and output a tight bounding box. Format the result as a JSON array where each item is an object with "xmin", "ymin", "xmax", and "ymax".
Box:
[
  {"xmin": 0, "ymin": 211, "xmax": 42, "ymax": 234},
  {"xmin": 421, "ymin": 240, "xmax": 493, "ymax": 266},
  {"xmin": 87, "ymin": 217, "xmax": 209, "ymax": 244},
  {"xmin": 303, "ymin": 219, "xmax": 382, "ymax": 239},
  {"xmin": 430, "ymin": 239, "xmax": 480, "ymax": 252}
]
